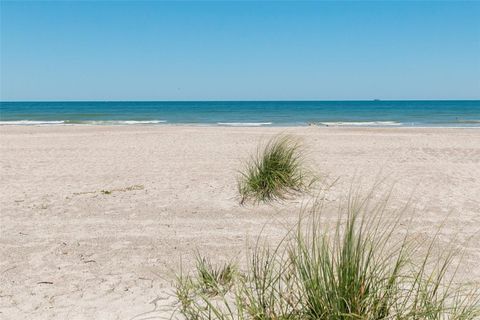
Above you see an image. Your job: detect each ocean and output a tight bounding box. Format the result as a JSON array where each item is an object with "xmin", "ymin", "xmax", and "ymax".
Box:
[{"xmin": 0, "ymin": 100, "xmax": 479, "ymax": 127}]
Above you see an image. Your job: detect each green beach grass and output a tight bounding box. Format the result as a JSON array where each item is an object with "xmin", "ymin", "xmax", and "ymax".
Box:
[
  {"xmin": 174, "ymin": 136, "xmax": 478, "ymax": 319},
  {"xmin": 237, "ymin": 135, "xmax": 315, "ymax": 205},
  {"xmin": 174, "ymin": 194, "xmax": 479, "ymax": 319}
]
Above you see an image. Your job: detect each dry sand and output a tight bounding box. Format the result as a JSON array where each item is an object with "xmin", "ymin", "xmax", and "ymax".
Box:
[{"xmin": 1, "ymin": 125, "xmax": 479, "ymax": 319}]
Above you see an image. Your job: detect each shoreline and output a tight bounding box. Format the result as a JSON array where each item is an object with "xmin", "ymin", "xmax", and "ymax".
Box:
[{"xmin": 1, "ymin": 123, "xmax": 480, "ymax": 129}]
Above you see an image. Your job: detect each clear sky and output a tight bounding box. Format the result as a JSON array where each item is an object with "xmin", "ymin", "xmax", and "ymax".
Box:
[{"xmin": 1, "ymin": 1, "xmax": 479, "ymax": 101}]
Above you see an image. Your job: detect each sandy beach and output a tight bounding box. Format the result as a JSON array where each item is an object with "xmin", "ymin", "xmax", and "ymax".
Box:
[{"xmin": 1, "ymin": 125, "xmax": 479, "ymax": 319}]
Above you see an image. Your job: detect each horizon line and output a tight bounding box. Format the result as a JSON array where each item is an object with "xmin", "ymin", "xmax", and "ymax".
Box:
[{"xmin": 2, "ymin": 99, "xmax": 480, "ymax": 103}]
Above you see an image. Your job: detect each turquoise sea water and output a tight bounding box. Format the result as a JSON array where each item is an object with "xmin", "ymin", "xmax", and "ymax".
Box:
[{"xmin": 0, "ymin": 101, "xmax": 479, "ymax": 127}]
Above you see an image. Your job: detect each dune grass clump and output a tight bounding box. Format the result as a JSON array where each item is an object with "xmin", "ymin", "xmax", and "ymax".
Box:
[
  {"xmin": 174, "ymin": 195, "xmax": 480, "ymax": 319},
  {"xmin": 238, "ymin": 135, "xmax": 314, "ymax": 204},
  {"xmin": 175, "ymin": 255, "xmax": 238, "ymax": 317},
  {"xmin": 195, "ymin": 255, "xmax": 237, "ymax": 296}
]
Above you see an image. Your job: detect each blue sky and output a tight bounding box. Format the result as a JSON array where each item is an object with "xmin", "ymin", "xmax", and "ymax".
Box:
[{"xmin": 1, "ymin": 1, "xmax": 479, "ymax": 101}]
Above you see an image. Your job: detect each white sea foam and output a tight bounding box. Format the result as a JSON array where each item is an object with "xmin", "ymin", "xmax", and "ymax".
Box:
[
  {"xmin": 0, "ymin": 120, "xmax": 66, "ymax": 125},
  {"xmin": 319, "ymin": 121, "xmax": 402, "ymax": 127},
  {"xmin": 217, "ymin": 122, "xmax": 273, "ymax": 127},
  {"xmin": 0, "ymin": 120, "xmax": 168, "ymax": 125},
  {"xmin": 82, "ymin": 120, "xmax": 167, "ymax": 125}
]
